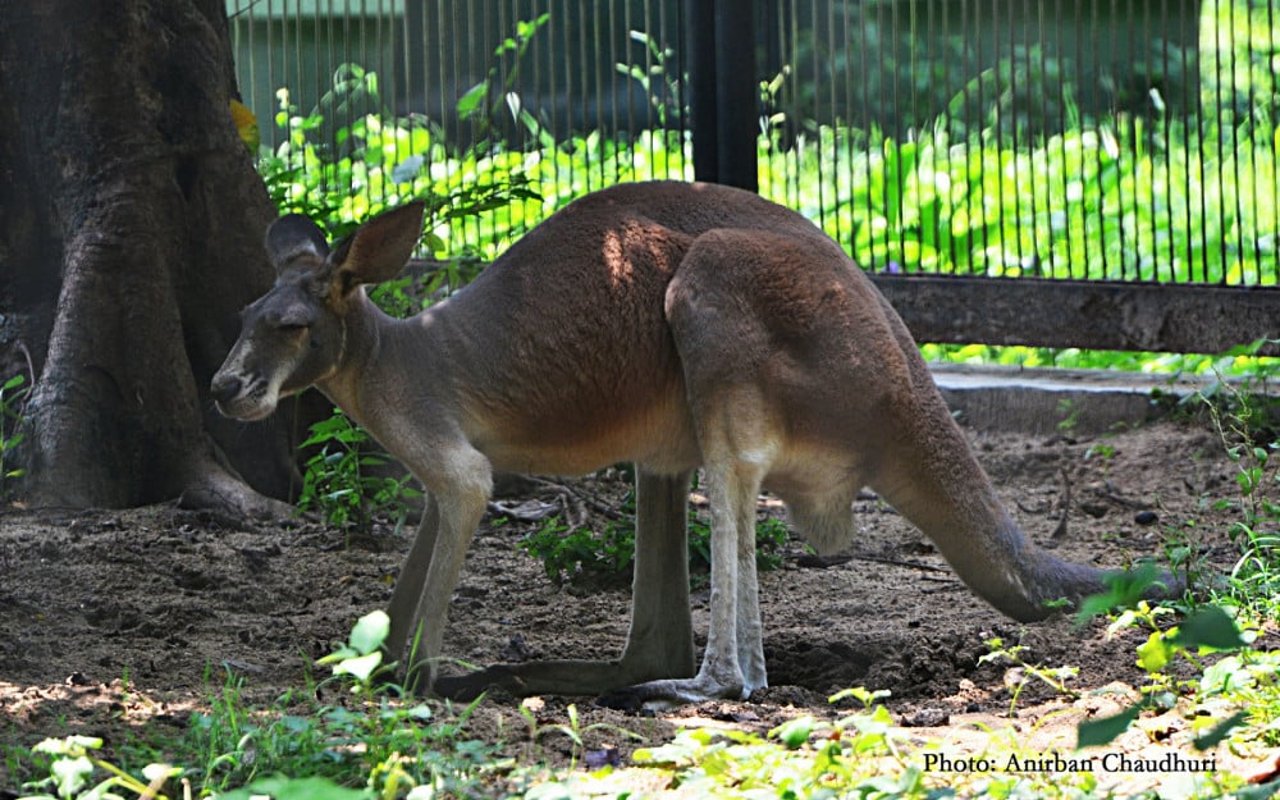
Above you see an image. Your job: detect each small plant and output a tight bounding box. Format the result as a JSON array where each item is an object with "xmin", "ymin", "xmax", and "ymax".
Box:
[
  {"xmin": 1073, "ymin": 600, "xmax": 1258, "ymax": 753},
  {"xmin": 519, "ymin": 516, "xmax": 636, "ymax": 586},
  {"xmin": 1195, "ymin": 355, "xmax": 1280, "ymax": 616},
  {"xmin": 184, "ymin": 611, "xmax": 500, "ymax": 798},
  {"xmin": 16, "ymin": 735, "xmax": 181, "ymax": 800},
  {"xmin": 1, "ymin": 372, "xmax": 29, "ymax": 499},
  {"xmin": 519, "ymin": 503, "xmax": 792, "ymax": 587},
  {"xmin": 517, "ymin": 699, "xmax": 642, "ymax": 769},
  {"xmin": 979, "ymin": 637, "xmax": 1080, "ymax": 717},
  {"xmin": 297, "ymin": 408, "xmax": 420, "ymax": 532}
]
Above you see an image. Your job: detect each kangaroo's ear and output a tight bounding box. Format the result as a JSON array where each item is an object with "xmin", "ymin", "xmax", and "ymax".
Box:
[
  {"xmin": 265, "ymin": 214, "xmax": 330, "ymax": 271},
  {"xmin": 329, "ymin": 201, "xmax": 425, "ymax": 293}
]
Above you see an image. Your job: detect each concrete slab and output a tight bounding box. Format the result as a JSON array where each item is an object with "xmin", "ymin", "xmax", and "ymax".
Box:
[{"xmin": 928, "ymin": 363, "xmax": 1257, "ymax": 436}]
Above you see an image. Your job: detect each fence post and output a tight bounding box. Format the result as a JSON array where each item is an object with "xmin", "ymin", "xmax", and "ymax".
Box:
[{"xmin": 686, "ymin": 0, "xmax": 758, "ymax": 191}]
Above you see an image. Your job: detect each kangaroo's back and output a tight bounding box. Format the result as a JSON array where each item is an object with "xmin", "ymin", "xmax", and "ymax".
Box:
[{"xmin": 436, "ymin": 182, "xmax": 828, "ymax": 473}]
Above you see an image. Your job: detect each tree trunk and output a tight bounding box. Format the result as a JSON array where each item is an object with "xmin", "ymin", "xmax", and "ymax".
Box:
[{"xmin": 0, "ymin": 1, "xmax": 302, "ymax": 512}]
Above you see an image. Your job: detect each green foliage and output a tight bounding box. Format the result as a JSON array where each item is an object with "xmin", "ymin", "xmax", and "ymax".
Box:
[
  {"xmin": 258, "ymin": 65, "xmax": 543, "ymax": 259},
  {"xmin": 0, "ymin": 372, "xmax": 28, "ymax": 498},
  {"xmin": 1196, "ymin": 353, "xmax": 1280, "ymax": 617},
  {"xmin": 519, "ymin": 516, "xmax": 634, "ymax": 586},
  {"xmin": 979, "ymin": 637, "xmax": 1081, "ymax": 717},
  {"xmin": 297, "ymin": 409, "xmax": 419, "ymax": 533},
  {"xmin": 597, "ymin": 689, "xmax": 920, "ymax": 799},
  {"xmin": 518, "ymin": 505, "xmax": 791, "ymax": 587},
  {"xmin": 16, "ymin": 735, "xmax": 181, "ymax": 800},
  {"xmin": 107, "ymin": 614, "xmax": 497, "ymax": 799},
  {"xmin": 1076, "ymin": 601, "xmax": 1259, "ymax": 749}
]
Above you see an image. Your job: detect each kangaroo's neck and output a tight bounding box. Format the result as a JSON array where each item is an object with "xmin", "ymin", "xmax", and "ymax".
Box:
[{"xmin": 316, "ymin": 293, "xmax": 449, "ymax": 426}]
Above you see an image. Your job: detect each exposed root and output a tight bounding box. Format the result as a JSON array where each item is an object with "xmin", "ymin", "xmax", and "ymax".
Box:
[{"xmin": 178, "ymin": 460, "xmax": 296, "ymax": 524}]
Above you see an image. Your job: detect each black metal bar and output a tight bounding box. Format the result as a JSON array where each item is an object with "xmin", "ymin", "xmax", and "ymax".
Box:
[
  {"xmin": 713, "ymin": 0, "xmax": 757, "ymax": 191},
  {"xmin": 685, "ymin": 0, "xmax": 717, "ymax": 183}
]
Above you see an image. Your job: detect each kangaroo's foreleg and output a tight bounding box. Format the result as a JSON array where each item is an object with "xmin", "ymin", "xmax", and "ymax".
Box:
[
  {"xmin": 433, "ymin": 469, "xmax": 696, "ymax": 699},
  {"xmin": 387, "ymin": 492, "xmax": 439, "ymax": 671},
  {"xmin": 394, "ymin": 443, "xmax": 491, "ymax": 691}
]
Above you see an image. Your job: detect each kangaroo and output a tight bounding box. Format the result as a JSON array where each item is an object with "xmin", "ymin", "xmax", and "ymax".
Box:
[{"xmin": 212, "ymin": 181, "xmax": 1168, "ymax": 706}]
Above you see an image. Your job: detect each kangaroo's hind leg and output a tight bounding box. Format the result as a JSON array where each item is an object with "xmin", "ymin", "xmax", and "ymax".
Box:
[
  {"xmin": 433, "ymin": 469, "xmax": 696, "ymax": 699},
  {"xmin": 600, "ymin": 233, "xmax": 783, "ymax": 709}
]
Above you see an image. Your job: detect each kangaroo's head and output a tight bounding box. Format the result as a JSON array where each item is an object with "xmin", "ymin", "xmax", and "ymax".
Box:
[{"xmin": 211, "ymin": 202, "xmax": 425, "ymax": 421}]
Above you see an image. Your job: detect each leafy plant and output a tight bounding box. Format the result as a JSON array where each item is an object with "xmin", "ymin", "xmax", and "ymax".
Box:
[
  {"xmin": 186, "ymin": 612, "xmax": 499, "ymax": 799},
  {"xmin": 1194, "ymin": 350, "xmax": 1280, "ymax": 616},
  {"xmin": 1077, "ymin": 603, "xmax": 1253, "ymax": 749},
  {"xmin": 0, "ymin": 372, "xmax": 28, "ymax": 499},
  {"xmin": 518, "ymin": 504, "xmax": 791, "ymax": 587},
  {"xmin": 297, "ymin": 409, "xmax": 420, "ymax": 533},
  {"xmin": 16, "ymin": 735, "xmax": 181, "ymax": 800},
  {"xmin": 260, "ymin": 68, "xmax": 542, "ymax": 261},
  {"xmin": 979, "ymin": 637, "xmax": 1081, "ymax": 717}
]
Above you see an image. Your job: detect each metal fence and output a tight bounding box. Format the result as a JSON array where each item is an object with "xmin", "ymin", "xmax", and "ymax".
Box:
[
  {"xmin": 757, "ymin": 0, "xmax": 1278, "ymax": 287},
  {"xmin": 227, "ymin": 0, "xmax": 1280, "ymax": 349}
]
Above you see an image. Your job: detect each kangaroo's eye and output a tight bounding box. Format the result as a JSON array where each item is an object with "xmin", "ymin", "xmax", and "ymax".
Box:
[{"xmin": 268, "ymin": 304, "xmax": 316, "ymax": 331}]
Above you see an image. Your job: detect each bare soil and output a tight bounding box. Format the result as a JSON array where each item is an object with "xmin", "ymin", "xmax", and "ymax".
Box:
[{"xmin": 0, "ymin": 415, "xmax": 1266, "ymax": 795}]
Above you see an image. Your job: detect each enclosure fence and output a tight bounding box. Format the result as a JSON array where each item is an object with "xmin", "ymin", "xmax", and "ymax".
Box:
[{"xmin": 227, "ymin": 0, "xmax": 1280, "ymax": 352}]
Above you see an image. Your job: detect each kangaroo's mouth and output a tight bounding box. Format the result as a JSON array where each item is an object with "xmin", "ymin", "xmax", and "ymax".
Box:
[{"xmin": 212, "ymin": 376, "xmax": 280, "ymax": 422}]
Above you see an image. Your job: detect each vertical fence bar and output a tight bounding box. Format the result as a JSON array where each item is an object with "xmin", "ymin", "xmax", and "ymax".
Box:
[
  {"xmin": 1240, "ymin": 0, "xmax": 1258, "ymax": 284},
  {"xmin": 685, "ymin": 0, "xmax": 716, "ymax": 183},
  {"xmin": 1271, "ymin": 0, "xmax": 1279, "ymax": 284},
  {"xmin": 842, "ymin": 0, "xmax": 855, "ymax": 259},
  {"xmin": 715, "ymin": 0, "xmax": 757, "ymax": 191},
  {"xmin": 858, "ymin": 0, "xmax": 873, "ymax": 270}
]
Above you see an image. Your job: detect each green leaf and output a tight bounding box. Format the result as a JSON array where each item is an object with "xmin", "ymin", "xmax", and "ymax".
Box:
[
  {"xmin": 1136, "ymin": 631, "xmax": 1174, "ymax": 673},
  {"xmin": 1200, "ymin": 656, "xmax": 1253, "ymax": 695},
  {"xmin": 456, "ymin": 82, "xmax": 488, "ymax": 119},
  {"xmin": 32, "ymin": 736, "xmax": 103, "ymax": 756},
  {"xmin": 1077, "ymin": 704, "xmax": 1142, "ymax": 748},
  {"xmin": 348, "ymin": 609, "xmax": 390, "ymax": 654},
  {"xmin": 219, "ymin": 775, "xmax": 373, "ymax": 800},
  {"xmin": 770, "ymin": 715, "xmax": 816, "ymax": 749},
  {"xmin": 51, "ymin": 755, "xmax": 95, "ymax": 798},
  {"xmin": 1173, "ymin": 606, "xmax": 1247, "ymax": 651},
  {"xmin": 316, "ymin": 645, "xmax": 359, "ymax": 665},
  {"xmin": 1193, "ymin": 709, "xmax": 1248, "ymax": 750},
  {"xmin": 334, "ymin": 651, "xmax": 383, "ymax": 683}
]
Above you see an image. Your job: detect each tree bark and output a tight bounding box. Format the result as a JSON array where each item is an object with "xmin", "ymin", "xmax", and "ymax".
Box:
[{"xmin": 0, "ymin": 1, "xmax": 302, "ymax": 511}]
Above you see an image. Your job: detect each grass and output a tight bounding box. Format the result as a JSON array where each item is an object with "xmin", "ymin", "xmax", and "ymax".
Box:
[{"xmin": 12, "ymin": 626, "xmax": 1279, "ymax": 798}]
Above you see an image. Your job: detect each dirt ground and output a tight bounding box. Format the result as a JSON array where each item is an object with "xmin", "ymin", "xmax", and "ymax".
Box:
[{"xmin": 0, "ymin": 414, "xmax": 1270, "ymax": 795}]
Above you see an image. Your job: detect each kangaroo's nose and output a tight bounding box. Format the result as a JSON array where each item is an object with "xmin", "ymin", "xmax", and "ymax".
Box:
[{"xmin": 210, "ymin": 373, "xmax": 243, "ymax": 405}]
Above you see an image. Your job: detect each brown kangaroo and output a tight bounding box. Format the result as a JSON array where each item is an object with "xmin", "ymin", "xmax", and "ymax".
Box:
[{"xmin": 212, "ymin": 181, "xmax": 1162, "ymax": 706}]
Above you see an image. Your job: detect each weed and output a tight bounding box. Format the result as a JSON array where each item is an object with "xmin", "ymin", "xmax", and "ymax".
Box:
[
  {"xmin": 517, "ymin": 699, "xmax": 642, "ymax": 768},
  {"xmin": 519, "ymin": 502, "xmax": 791, "ymax": 587},
  {"xmin": 979, "ymin": 638, "xmax": 1080, "ymax": 717},
  {"xmin": 11, "ymin": 612, "xmax": 508, "ymax": 799},
  {"xmin": 297, "ymin": 408, "xmax": 420, "ymax": 533},
  {"xmin": 1, "ymin": 372, "xmax": 29, "ymax": 499},
  {"xmin": 1055, "ymin": 397, "xmax": 1080, "ymax": 434},
  {"xmin": 1077, "ymin": 602, "xmax": 1255, "ymax": 750},
  {"xmin": 1195, "ymin": 355, "xmax": 1280, "ymax": 616},
  {"xmin": 16, "ymin": 735, "xmax": 181, "ymax": 800}
]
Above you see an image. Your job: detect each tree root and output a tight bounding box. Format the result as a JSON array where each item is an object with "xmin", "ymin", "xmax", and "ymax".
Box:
[{"xmin": 177, "ymin": 460, "xmax": 296, "ymax": 524}]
